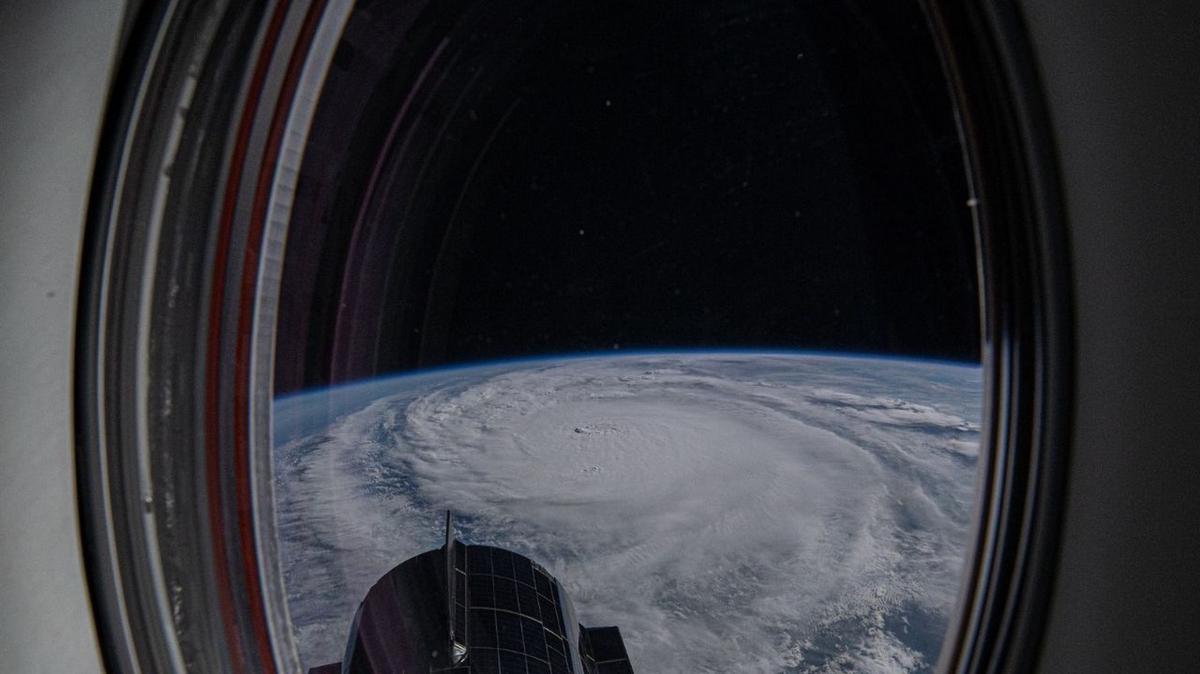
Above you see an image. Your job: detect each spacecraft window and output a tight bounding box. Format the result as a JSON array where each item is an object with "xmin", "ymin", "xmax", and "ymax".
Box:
[{"xmin": 74, "ymin": 0, "xmax": 1071, "ymax": 672}]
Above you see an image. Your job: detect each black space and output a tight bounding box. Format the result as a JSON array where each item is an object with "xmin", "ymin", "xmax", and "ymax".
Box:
[{"xmin": 275, "ymin": 0, "xmax": 980, "ymax": 394}]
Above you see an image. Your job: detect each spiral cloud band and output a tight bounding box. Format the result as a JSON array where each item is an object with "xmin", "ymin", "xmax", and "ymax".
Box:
[{"xmin": 274, "ymin": 353, "xmax": 981, "ymax": 672}]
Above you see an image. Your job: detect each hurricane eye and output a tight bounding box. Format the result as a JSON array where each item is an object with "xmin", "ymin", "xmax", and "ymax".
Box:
[{"xmin": 269, "ymin": 2, "xmax": 983, "ymax": 672}]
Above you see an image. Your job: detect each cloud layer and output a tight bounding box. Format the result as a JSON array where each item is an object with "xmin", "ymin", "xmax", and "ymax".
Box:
[{"xmin": 273, "ymin": 353, "xmax": 981, "ymax": 672}]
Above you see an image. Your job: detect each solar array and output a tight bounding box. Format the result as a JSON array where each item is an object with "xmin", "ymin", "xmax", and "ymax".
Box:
[
  {"xmin": 580, "ymin": 626, "xmax": 635, "ymax": 674},
  {"xmin": 462, "ymin": 545, "xmax": 577, "ymax": 674},
  {"xmin": 323, "ymin": 537, "xmax": 633, "ymax": 674}
]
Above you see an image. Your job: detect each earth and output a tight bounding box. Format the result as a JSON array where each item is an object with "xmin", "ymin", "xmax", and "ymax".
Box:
[{"xmin": 273, "ymin": 351, "xmax": 981, "ymax": 673}]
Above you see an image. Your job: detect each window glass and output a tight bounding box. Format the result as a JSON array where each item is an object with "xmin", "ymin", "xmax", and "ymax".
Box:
[{"xmin": 271, "ymin": 1, "xmax": 982, "ymax": 672}]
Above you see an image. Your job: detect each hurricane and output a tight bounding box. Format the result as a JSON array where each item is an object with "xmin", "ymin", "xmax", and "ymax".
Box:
[{"xmin": 273, "ymin": 352, "xmax": 982, "ymax": 672}]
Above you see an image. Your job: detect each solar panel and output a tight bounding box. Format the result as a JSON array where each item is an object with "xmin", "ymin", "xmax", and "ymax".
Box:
[
  {"xmin": 318, "ymin": 536, "xmax": 633, "ymax": 673},
  {"xmin": 492, "ymin": 548, "xmax": 516, "ymax": 579},
  {"xmin": 493, "ymin": 577, "xmax": 520, "ymax": 612},
  {"xmin": 496, "ymin": 612, "xmax": 525, "ymax": 652},
  {"xmin": 513, "ymin": 554, "xmax": 536, "ymax": 586}
]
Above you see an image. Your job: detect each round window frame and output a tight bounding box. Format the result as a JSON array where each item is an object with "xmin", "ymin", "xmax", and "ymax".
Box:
[{"xmin": 74, "ymin": 1, "xmax": 1073, "ymax": 672}]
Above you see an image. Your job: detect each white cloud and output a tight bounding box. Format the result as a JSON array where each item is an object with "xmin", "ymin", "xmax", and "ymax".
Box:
[{"xmin": 274, "ymin": 353, "xmax": 980, "ymax": 672}]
